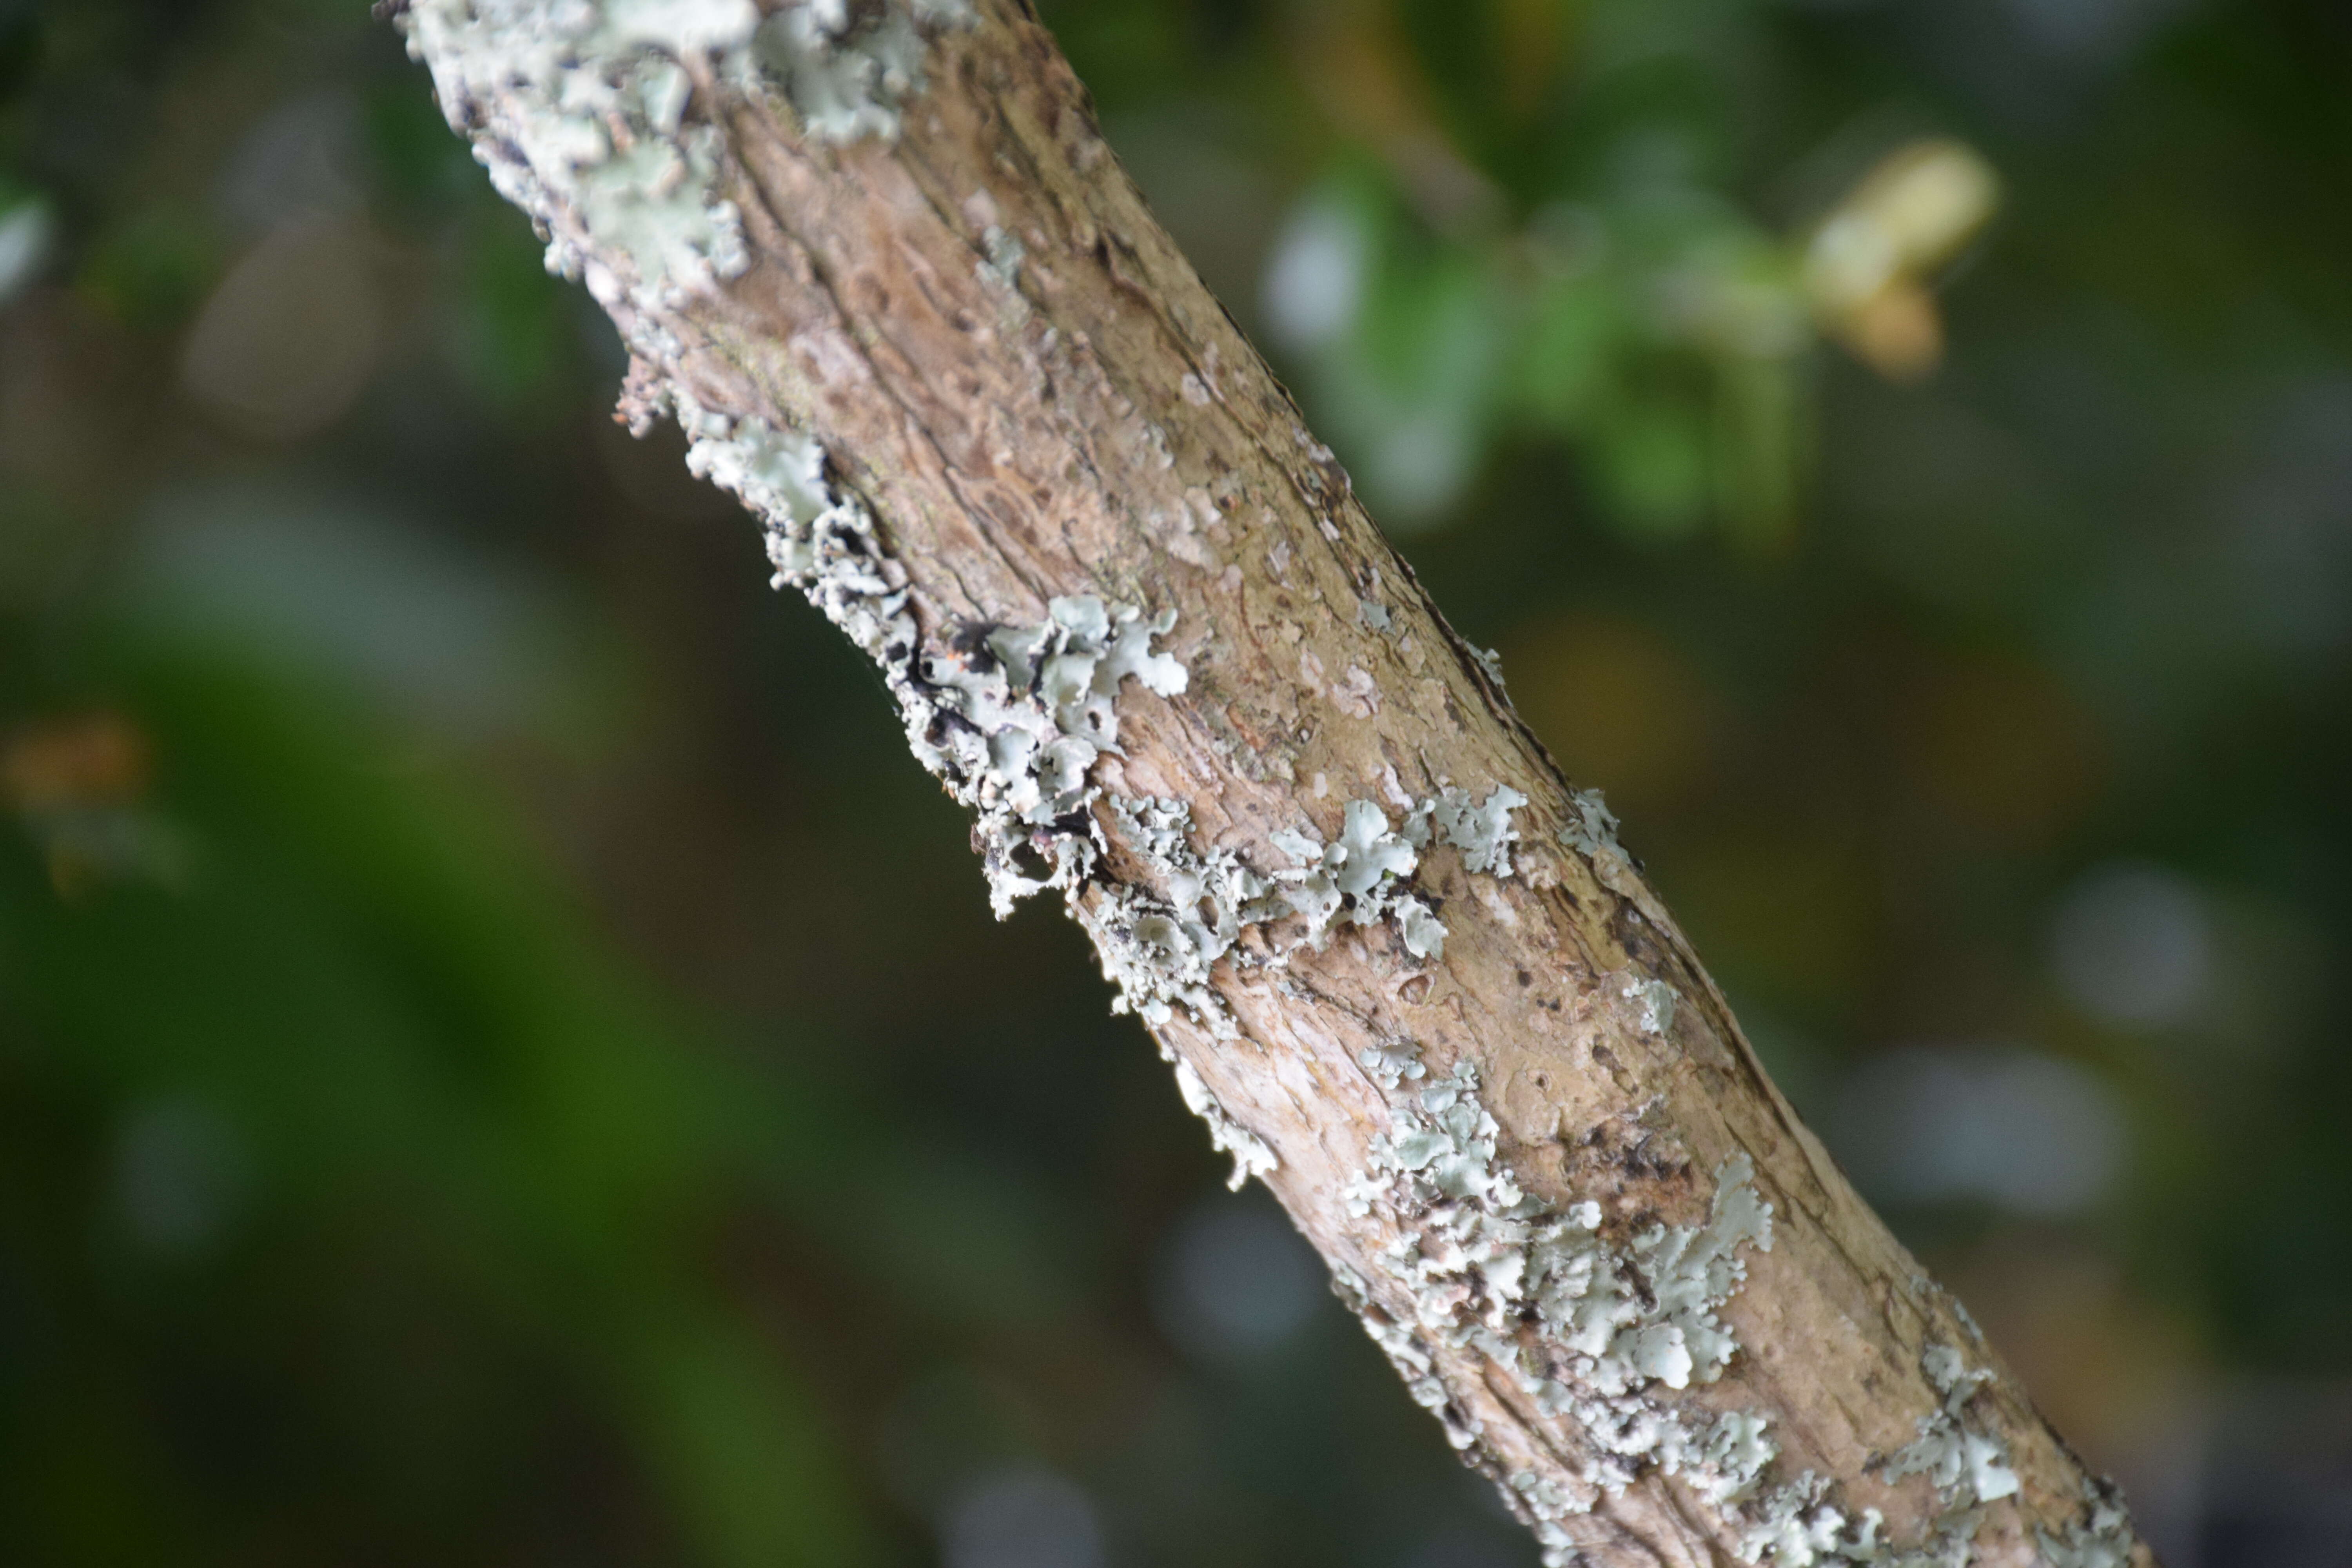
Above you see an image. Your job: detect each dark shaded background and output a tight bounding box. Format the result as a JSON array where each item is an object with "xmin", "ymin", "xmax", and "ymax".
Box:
[{"xmin": 3, "ymin": 0, "xmax": 2350, "ymax": 1563}]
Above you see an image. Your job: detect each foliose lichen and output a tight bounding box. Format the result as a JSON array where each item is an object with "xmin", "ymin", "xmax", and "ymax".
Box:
[
  {"xmin": 401, "ymin": 0, "xmax": 970, "ymax": 316},
  {"xmin": 1730, "ymin": 1342, "xmax": 2044, "ymax": 1568},
  {"xmin": 1431, "ymin": 782, "xmax": 1528, "ymax": 877},
  {"xmin": 1095, "ymin": 795, "xmax": 1285, "ymax": 1035},
  {"xmin": 672, "ymin": 398, "xmax": 1270, "ymax": 1187},
  {"xmin": 1737, "ymin": 1474, "xmax": 1889, "ymax": 1567},
  {"xmin": 1621, "ymin": 974, "xmax": 1679, "ymax": 1038},
  {"xmin": 1336, "ymin": 1059, "xmax": 1780, "ymax": 1554},
  {"xmin": 2038, "ymin": 1478, "xmax": 2140, "ymax": 1568},
  {"xmin": 1271, "ymin": 798, "xmax": 1448, "ymax": 959},
  {"xmin": 1359, "ymin": 1039, "xmax": 1426, "ymax": 1091},
  {"xmin": 1884, "ymin": 1345, "xmax": 2020, "ymax": 1507},
  {"xmin": 751, "ymin": 0, "xmax": 973, "ymax": 145},
  {"xmin": 1330, "ymin": 1048, "xmax": 2129, "ymax": 1568}
]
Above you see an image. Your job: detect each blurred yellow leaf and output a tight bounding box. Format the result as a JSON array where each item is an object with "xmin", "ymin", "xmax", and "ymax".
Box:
[{"xmin": 1805, "ymin": 139, "xmax": 1999, "ymax": 381}]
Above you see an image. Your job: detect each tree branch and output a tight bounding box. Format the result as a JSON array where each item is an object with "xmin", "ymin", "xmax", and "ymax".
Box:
[{"xmin": 395, "ymin": 3, "xmax": 2151, "ymax": 1564}]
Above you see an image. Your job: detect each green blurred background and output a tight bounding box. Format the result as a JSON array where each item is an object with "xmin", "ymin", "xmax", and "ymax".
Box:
[{"xmin": 2, "ymin": 0, "xmax": 2348, "ymax": 1562}]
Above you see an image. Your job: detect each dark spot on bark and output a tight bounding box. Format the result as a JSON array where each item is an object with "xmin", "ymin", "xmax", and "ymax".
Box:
[
  {"xmin": 949, "ymin": 621, "xmax": 1003, "ymax": 661},
  {"xmin": 1517, "ymin": 969, "xmax": 1532, "ymax": 987}
]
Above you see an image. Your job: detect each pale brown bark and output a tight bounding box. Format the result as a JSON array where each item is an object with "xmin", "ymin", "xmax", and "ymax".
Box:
[{"xmin": 401, "ymin": 4, "xmax": 2154, "ymax": 1564}]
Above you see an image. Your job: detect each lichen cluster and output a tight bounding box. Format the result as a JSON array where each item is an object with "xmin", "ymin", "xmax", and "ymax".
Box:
[
  {"xmin": 1335, "ymin": 1062, "xmax": 1782, "ymax": 1551},
  {"xmin": 1270, "ymin": 797, "xmax": 1448, "ymax": 959},
  {"xmin": 2038, "ymin": 1480, "xmax": 2140, "ymax": 1568},
  {"xmin": 1095, "ymin": 782, "xmax": 1538, "ymax": 1045},
  {"xmin": 401, "ymin": 0, "xmax": 969, "ymax": 319},
  {"xmin": 404, "ymin": 7, "xmax": 2142, "ymax": 1562}
]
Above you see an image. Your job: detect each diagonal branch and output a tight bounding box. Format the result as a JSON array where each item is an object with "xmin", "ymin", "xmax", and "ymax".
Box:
[{"xmin": 393, "ymin": 3, "xmax": 2153, "ymax": 1564}]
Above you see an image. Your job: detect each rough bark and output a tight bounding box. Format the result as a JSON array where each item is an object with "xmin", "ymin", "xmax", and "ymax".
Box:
[{"xmin": 395, "ymin": 4, "xmax": 2152, "ymax": 1564}]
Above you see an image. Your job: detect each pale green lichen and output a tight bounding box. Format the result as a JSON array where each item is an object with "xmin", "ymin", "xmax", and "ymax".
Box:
[
  {"xmin": 676, "ymin": 394, "xmax": 916, "ymax": 670},
  {"xmin": 403, "ymin": 0, "xmax": 759, "ymax": 307},
  {"xmin": 1272, "ymin": 798, "xmax": 1447, "ymax": 959},
  {"xmin": 1358, "ymin": 1040, "xmax": 1426, "ymax": 1091},
  {"xmin": 1737, "ymin": 1474, "xmax": 1888, "ymax": 1567},
  {"xmin": 1338, "ymin": 1061, "xmax": 1778, "ymax": 1547},
  {"xmin": 1558, "ymin": 784, "xmax": 1650, "ymax": 902},
  {"xmin": 918, "ymin": 595, "xmax": 1190, "ymax": 914},
  {"xmin": 668, "ymin": 394, "xmax": 1189, "ymax": 925},
  {"xmin": 1095, "ymin": 795, "xmax": 1283, "ymax": 1034},
  {"xmin": 401, "ymin": 0, "xmax": 969, "ymax": 314},
  {"xmin": 1431, "ymin": 782, "xmax": 1528, "ymax": 877},
  {"xmin": 1734, "ymin": 1342, "xmax": 2036, "ymax": 1568},
  {"xmin": 749, "ymin": 0, "xmax": 972, "ymax": 144},
  {"xmin": 675, "ymin": 401, "xmax": 1250, "ymax": 1188},
  {"xmin": 1333, "ymin": 1054, "xmax": 2132, "ymax": 1568},
  {"xmin": 1621, "ymin": 974, "xmax": 1679, "ymax": 1038},
  {"xmin": 2038, "ymin": 1479, "xmax": 2139, "ymax": 1568},
  {"xmin": 1884, "ymin": 1345, "xmax": 2020, "ymax": 1507},
  {"xmin": 1558, "ymin": 786, "xmax": 1626, "ymax": 862}
]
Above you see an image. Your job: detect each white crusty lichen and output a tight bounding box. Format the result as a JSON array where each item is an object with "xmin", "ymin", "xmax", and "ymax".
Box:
[
  {"xmin": 1884, "ymin": 1344, "xmax": 2020, "ymax": 1507},
  {"xmin": 1272, "ymin": 798, "xmax": 1448, "ymax": 959},
  {"xmin": 1358, "ymin": 1039, "xmax": 1426, "ymax": 1091},
  {"xmin": 1095, "ymin": 795, "xmax": 1284, "ymax": 1033},
  {"xmin": 1332, "ymin": 1058, "xmax": 2128, "ymax": 1568},
  {"xmin": 669, "ymin": 394, "xmax": 1190, "ymax": 924},
  {"xmin": 1733, "ymin": 1342, "xmax": 2037, "ymax": 1568},
  {"xmin": 1337, "ymin": 1061, "xmax": 1780, "ymax": 1553},
  {"xmin": 1621, "ymin": 974, "xmax": 1679, "ymax": 1038},
  {"xmin": 400, "ymin": 0, "xmax": 969, "ymax": 313},
  {"xmin": 1431, "ymin": 782, "xmax": 1528, "ymax": 877},
  {"xmin": 2038, "ymin": 1478, "xmax": 2140, "ymax": 1568},
  {"xmin": 751, "ymin": 0, "xmax": 973, "ymax": 144}
]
